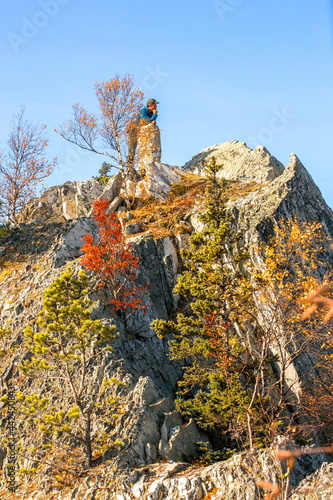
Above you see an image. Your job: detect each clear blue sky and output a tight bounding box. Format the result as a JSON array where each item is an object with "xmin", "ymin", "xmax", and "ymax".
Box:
[{"xmin": 1, "ymin": 0, "xmax": 333, "ymax": 206}]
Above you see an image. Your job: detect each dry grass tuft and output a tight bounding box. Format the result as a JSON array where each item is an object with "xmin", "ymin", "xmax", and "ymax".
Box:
[
  {"xmin": 0, "ymin": 257, "xmax": 28, "ymax": 283},
  {"xmin": 128, "ymin": 173, "xmax": 206, "ymax": 238},
  {"xmin": 127, "ymin": 175, "xmax": 266, "ymax": 239},
  {"xmin": 224, "ymin": 180, "xmax": 265, "ymax": 200}
]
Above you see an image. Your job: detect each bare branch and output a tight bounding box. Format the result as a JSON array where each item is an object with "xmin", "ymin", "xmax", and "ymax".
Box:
[{"xmin": 57, "ymin": 75, "xmax": 144, "ymax": 179}]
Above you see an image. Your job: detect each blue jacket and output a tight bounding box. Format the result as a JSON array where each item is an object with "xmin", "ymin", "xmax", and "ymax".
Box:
[{"xmin": 137, "ymin": 106, "xmax": 158, "ymax": 123}]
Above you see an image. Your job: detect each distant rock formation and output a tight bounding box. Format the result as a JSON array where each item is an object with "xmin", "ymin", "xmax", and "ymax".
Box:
[{"xmin": 184, "ymin": 140, "xmax": 284, "ymax": 183}]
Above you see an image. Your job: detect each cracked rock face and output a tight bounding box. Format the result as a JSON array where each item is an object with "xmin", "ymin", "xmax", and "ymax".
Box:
[
  {"xmin": 137, "ymin": 123, "xmax": 162, "ymax": 169},
  {"xmin": 17, "ymin": 179, "xmax": 105, "ymax": 224},
  {"xmin": 123, "ymin": 161, "xmax": 184, "ymax": 201},
  {"xmin": 228, "ymin": 152, "xmax": 333, "ymax": 244},
  {"xmin": 289, "ymin": 462, "xmax": 333, "ymax": 500},
  {"xmin": 16, "ymin": 173, "xmax": 125, "ymax": 225}
]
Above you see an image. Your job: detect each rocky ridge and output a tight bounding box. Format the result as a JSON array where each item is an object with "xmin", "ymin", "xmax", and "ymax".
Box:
[
  {"xmin": 1, "ymin": 141, "xmax": 333, "ymax": 499},
  {"xmin": 17, "ymin": 160, "xmax": 182, "ymax": 225}
]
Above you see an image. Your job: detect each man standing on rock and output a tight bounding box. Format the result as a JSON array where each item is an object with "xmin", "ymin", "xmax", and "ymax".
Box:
[{"xmin": 127, "ymin": 98, "xmax": 160, "ymax": 171}]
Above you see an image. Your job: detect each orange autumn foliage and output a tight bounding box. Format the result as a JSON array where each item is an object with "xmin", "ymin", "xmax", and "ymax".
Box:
[
  {"xmin": 95, "ymin": 75, "xmax": 144, "ymax": 140},
  {"xmin": 56, "ymin": 74, "xmax": 144, "ymax": 178},
  {"xmin": 80, "ymin": 198, "xmax": 147, "ymax": 313}
]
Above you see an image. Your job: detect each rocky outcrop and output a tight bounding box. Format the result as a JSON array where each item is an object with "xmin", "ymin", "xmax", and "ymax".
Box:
[
  {"xmin": 1, "ymin": 140, "xmax": 333, "ymax": 498},
  {"xmin": 17, "ymin": 179, "xmax": 105, "ymax": 224},
  {"xmin": 137, "ymin": 123, "xmax": 162, "ymax": 169},
  {"xmin": 184, "ymin": 140, "xmax": 284, "ymax": 183},
  {"xmin": 16, "ymin": 173, "xmax": 126, "ymax": 225},
  {"xmin": 14, "ymin": 442, "xmax": 330, "ymax": 499},
  {"xmin": 124, "ymin": 124, "xmax": 184, "ymax": 201},
  {"xmin": 99, "ymin": 172, "xmax": 123, "ymax": 203},
  {"xmin": 123, "ymin": 161, "xmax": 183, "ymax": 201},
  {"xmin": 18, "ymin": 162, "xmax": 182, "ymax": 224},
  {"xmin": 228, "ymin": 152, "xmax": 333, "ymax": 238},
  {"xmin": 290, "ymin": 462, "xmax": 333, "ymax": 499}
]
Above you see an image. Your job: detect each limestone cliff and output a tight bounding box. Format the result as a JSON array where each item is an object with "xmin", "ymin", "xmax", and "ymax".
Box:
[{"xmin": 0, "ymin": 141, "xmax": 332, "ymax": 499}]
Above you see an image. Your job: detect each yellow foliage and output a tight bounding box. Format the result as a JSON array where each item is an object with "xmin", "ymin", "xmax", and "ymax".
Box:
[{"xmin": 258, "ymin": 217, "xmax": 330, "ymax": 319}]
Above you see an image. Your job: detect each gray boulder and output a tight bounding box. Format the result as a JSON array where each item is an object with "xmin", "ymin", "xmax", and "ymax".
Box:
[
  {"xmin": 123, "ymin": 161, "xmax": 184, "ymax": 201},
  {"xmin": 99, "ymin": 172, "xmax": 123, "ymax": 202}
]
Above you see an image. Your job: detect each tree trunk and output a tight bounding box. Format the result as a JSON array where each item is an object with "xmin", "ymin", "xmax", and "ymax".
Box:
[{"xmin": 83, "ymin": 415, "xmax": 92, "ymax": 469}]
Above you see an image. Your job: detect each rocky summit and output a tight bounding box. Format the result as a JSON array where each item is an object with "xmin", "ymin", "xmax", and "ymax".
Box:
[{"xmin": 1, "ymin": 140, "xmax": 333, "ymax": 499}]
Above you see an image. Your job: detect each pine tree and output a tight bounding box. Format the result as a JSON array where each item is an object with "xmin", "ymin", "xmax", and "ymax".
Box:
[
  {"xmin": 94, "ymin": 162, "xmax": 113, "ymax": 185},
  {"xmin": 152, "ymin": 158, "xmax": 262, "ymax": 454},
  {"xmin": 15, "ymin": 267, "xmax": 123, "ymax": 472}
]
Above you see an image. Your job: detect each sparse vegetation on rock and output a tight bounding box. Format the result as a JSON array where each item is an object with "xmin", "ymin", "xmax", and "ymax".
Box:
[
  {"xmin": 12, "ymin": 266, "xmax": 123, "ymax": 473},
  {"xmin": 0, "ymin": 140, "xmax": 333, "ymax": 499}
]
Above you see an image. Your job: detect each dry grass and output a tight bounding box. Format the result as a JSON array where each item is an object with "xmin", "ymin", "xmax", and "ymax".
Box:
[
  {"xmin": 127, "ymin": 175, "xmax": 266, "ymax": 239},
  {"xmin": 225, "ymin": 180, "xmax": 264, "ymax": 200},
  {"xmin": 201, "ymin": 488, "xmax": 219, "ymax": 500},
  {"xmin": 129, "ymin": 173, "xmax": 206, "ymax": 238},
  {"xmin": 0, "ymin": 257, "xmax": 28, "ymax": 283}
]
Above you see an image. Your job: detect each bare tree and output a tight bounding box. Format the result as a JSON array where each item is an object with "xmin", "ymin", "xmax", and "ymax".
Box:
[
  {"xmin": 0, "ymin": 107, "xmax": 56, "ymax": 223},
  {"xmin": 56, "ymin": 74, "xmax": 144, "ymax": 179}
]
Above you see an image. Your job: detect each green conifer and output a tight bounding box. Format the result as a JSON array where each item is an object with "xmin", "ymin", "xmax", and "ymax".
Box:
[
  {"xmin": 152, "ymin": 157, "xmax": 262, "ymax": 454},
  {"xmin": 17, "ymin": 266, "xmax": 124, "ymax": 472}
]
